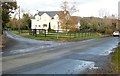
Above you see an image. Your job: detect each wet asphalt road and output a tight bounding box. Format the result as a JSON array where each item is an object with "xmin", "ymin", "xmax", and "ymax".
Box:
[
  {"xmin": 2, "ymin": 31, "xmax": 119, "ymax": 74},
  {"xmin": 3, "ymin": 31, "xmax": 63, "ymax": 56}
]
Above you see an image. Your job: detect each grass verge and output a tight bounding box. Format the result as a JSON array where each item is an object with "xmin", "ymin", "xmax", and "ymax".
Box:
[
  {"xmin": 11, "ymin": 30, "xmax": 109, "ymax": 42},
  {"xmin": 112, "ymin": 44, "xmax": 120, "ymax": 73}
]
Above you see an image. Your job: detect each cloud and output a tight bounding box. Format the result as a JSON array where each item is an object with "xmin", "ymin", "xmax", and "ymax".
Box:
[
  {"xmin": 73, "ymin": 0, "xmax": 119, "ymax": 17},
  {"xmin": 16, "ymin": 0, "xmax": 119, "ymax": 17}
]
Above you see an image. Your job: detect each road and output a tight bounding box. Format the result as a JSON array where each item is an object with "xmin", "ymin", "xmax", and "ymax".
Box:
[{"xmin": 2, "ymin": 31, "xmax": 119, "ymax": 74}]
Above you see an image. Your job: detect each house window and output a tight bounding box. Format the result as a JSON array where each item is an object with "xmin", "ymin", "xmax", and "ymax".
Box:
[
  {"xmin": 35, "ymin": 25, "xmax": 37, "ymax": 27},
  {"xmin": 39, "ymin": 25, "xmax": 41, "ymax": 27},
  {"xmin": 43, "ymin": 24, "xmax": 47, "ymax": 27},
  {"xmin": 52, "ymin": 17, "xmax": 54, "ymax": 19}
]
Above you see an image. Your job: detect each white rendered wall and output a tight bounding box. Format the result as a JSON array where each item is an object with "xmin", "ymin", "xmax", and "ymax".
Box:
[{"xmin": 31, "ymin": 13, "xmax": 62, "ymax": 32}]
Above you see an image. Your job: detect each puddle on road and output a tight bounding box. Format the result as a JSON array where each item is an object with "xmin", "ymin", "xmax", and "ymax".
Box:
[
  {"xmin": 76, "ymin": 39, "xmax": 118, "ymax": 56},
  {"xmin": 66, "ymin": 53, "xmax": 110, "ymax": 67},
  {"xmin": 22, "ymin": 59, "xmax": 96, "ymax": 74}
]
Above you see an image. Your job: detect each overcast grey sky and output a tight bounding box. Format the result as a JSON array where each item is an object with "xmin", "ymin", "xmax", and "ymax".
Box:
[{"xmin": 16, "ymin": 0, "xmax": 119, "ymax": 17}]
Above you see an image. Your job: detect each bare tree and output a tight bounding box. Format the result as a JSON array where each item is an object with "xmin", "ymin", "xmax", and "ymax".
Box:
[{"xmin": 60, "ymin": 0, "xmax": 78, "ymax": 33}]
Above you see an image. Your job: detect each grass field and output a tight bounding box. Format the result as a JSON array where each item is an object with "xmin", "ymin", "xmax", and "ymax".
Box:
[{"xmin": 11, "ymin": 30, "xmax": 108, "ymax": 42}]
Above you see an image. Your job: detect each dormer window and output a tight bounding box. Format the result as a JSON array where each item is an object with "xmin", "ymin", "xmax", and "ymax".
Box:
[
  {"xmin": 54, "ymin": 15, "xmax": 59, "ymax": 20},
  {"xmin": 37, "ymin": 17, "xmax": 39, "ymax": 21},
  {"xmin": 56, "ymin": 16, "xmax": 59, "ymax": 19},
  {"xmin": 35, "ymin": 15, "xmax": 40, "ymax": 21}
]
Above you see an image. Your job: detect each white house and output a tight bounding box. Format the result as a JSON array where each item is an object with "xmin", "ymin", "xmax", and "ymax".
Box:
[{"xmin": 31, "ymin": 11, "xmax": 62, "ymax": 34}]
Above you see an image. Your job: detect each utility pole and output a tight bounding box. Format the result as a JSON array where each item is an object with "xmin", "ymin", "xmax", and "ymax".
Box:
[{"xmin": 57, "ymin": 22, "xmax": 59, "ymax": 39}]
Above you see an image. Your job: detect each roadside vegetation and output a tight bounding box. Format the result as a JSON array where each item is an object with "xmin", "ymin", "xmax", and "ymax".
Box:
[
  {"xmin": 0, "ymin": 35, "xmax": 4, "ymax": 48},
  {"xmin": 112, "ymin": 44, "xmax": 120, "ymax": 73},
  {"xmin": 0, "ymin": 31, "xmax": 7, "ymax": 48},
  {"xmin": 1, "ymin": 1, "xmax": 17, "ymax": 47}
]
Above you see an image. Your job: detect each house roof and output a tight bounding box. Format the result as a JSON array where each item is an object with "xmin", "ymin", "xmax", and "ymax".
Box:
[
  {"xmin": 38, "ymin": 11, "xmax": 60, "ymax": 17},
  {"xmin": 32, "ymin": 11, "xmax": 62, "ymax": 19}
]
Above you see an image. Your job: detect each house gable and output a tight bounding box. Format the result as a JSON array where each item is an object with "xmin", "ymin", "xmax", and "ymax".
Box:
[{"xmin": 41, "ymin": 13, "xmax": 51, "ymax": 22}]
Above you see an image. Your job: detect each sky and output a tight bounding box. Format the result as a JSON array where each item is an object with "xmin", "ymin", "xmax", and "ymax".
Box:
[{"xmin": 16, "ymin": 0, "xmax": 120, "ymax": 17}]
